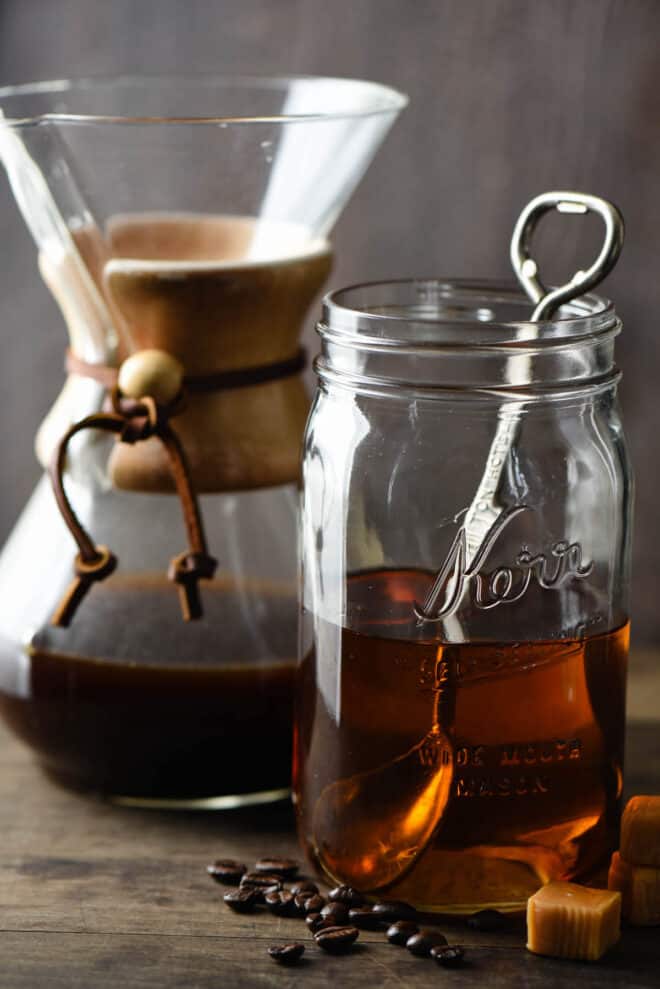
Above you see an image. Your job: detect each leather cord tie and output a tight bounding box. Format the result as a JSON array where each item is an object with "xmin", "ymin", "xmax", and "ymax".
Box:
[
  {"xmin": 66, "ymin": 347, "xmax": 307, "ymax": 392},
  {"xmin": 49, "ymin": 386, "xmax": 217, "ymax": 628}
]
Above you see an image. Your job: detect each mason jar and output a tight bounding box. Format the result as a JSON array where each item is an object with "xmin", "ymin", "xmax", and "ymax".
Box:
[{"xmin": 294, "ymin": 278, "xmax": 632, "ymax": 913}]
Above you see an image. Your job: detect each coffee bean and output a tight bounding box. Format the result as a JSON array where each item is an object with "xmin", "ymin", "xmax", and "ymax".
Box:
[
  {"xmin": 255, "ymin": 857, "xmax": 299, "ymax": 879},
  {"xmin": 240, "ymin": 872, "xmax": 283, "ymax": 889},
  {"xmin": 466, "ymin": 909, "xmax": 509, "ymax": 932},
  {"xmin": 293, "ymin": 893, "xmax": 310, "ymax": 916},
  {"xmin": 328, "ymin": 885, "xmax": 365, "ymax": 907},
  {"xmin": 240, "ymin": 878, "xmax": 281, "ymax": 904},
  {"xmin": 406, "ymin": 929, "xmax": 449, "ymax": 957},
  {"xmin": 223, "ymin": 887, "xmax": 260, "ymax": 913},
  {"xmin": 241, "ymin": 881, "xmax": 281, "ymax": 905},
  {"xmin": 431, "ymin": 944, "xmax": 465, "ymax": 967},
  {"xmin": 386, "ymin": 920, "xmax": 420, "ymax": 945},
  {"xmin": 267, "ymin": 942, "xmax": 305, "ymax": 965},
  {"xmin": 290, "ymin": 880, "xmax": 319, "ymax": 897},
  {"xmin": 264, "ymin": 889, "xmax": 296, "ymax": 917},
  {"xmin": 303, "ymin": 893, "xmax": 326, "ymax": 914},
  {"xmin": 321, "ymin": 902, "xmax": 350, "ymax": 925},
  {"xmin": 314, "ymin": 925, "xmax": 360, "ymax": 954},
  {"xmin": 305, "ymin": 912, "xmax": 326, "ymax": 933},
  {"xmin": 349, "ymin": 907, "xmax": 385, "ymax": 931},
  {"xmin": 307, "ymin": 913, "xmax": 337, "ymax": 934},
  {"xmin": 372, "ymin": 900, "xmax": 417, "ymax": 922},
  {"xmin": 206, "ymin": 859, "xmax": 246, "ymax": 885}
]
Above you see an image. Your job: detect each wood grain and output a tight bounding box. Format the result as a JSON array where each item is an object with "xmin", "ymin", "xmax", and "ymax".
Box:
[
  {"xmin": 0, "ymin": 6, "xmax": 659, "ymax": 982},
  {"xmin": 0, "ymin": 710, "xmax": 657, "ymax": 987}
]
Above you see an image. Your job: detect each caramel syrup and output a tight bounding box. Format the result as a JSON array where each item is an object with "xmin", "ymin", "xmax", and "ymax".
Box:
[{"xmin": 294, "ymin": 569, "xmax": 629, "ymax": 913}]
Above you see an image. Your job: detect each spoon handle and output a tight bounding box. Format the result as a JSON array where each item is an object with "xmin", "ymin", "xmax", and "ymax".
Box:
[{"xmin": 421, "ymin": 191, "xmax": 624, "ymax": 639}]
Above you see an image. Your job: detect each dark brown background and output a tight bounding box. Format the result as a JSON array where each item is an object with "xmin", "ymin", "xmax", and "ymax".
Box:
[{"xmin": 0, "ymin": 0, "xmax": 658, "ymax": 642}]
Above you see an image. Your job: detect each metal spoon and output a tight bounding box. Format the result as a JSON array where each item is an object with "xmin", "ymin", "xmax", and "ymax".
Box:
[
  {"xmin": 415, "ymin": 191, "xmax": 624, "ymax": 629},
  {"xmin": 312, "ymin": 660, "xmax": 454, "ymax": 891}
]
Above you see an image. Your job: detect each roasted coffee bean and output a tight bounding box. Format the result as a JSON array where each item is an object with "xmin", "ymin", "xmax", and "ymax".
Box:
[
  {"xmin": 328, "ymin": 885, "xmax": 365, "ymax": 907},
  {"xmin": 406, "ymin": 929, "xmax": 449, "ymax": 957},
  {"xmin": 466, "ymin": 909, "xmax": 509, "ymax": 932},
  {"xmin": 240, "ymin": 880, "xmax": 281, "ymax": 904},
  {"xmin": 267, "ymin": 942, "xmax": 305, "ymax": 965},
  {"xmin": 255, "ymin": 857, "xmax": 299, "ymax": 879},
  {"xmin": 314, "ymin": 925, "xmax": 360, "ymax": 954},
  {"xmin": 240, "ymin": 872, "xmax": 283, "ymax": 889},
  {"xmin": 372, "ymin": 900, "xmax": 417, "ymax": 922},
  {"xmin": 307, "ymin": 913, "xmax": 337, "ymax": 934},
  {"xmin": 431, "ymin": 945, "xmax": 465, "ymax": 967},
  {"xmin": 321, "ymin": 902, "xmax": 350, "ymax": 925},
  {"xmin": 206, "ymin": 858, "xmax": 246, "ymax": 885},
  {"xmin": 386, "ymin": 920, "xmax": 420, "ymax": 945},
  {"xmin": 303, "ymin": 893, "xmax": 326, "ymax": 914},
  {"xmin": 305, "ymin": 912, "xmax": 325, "ymax": 933},
  {"xmin": 293, "ymin": 893, "xmax": 310, "ymax": 916},
  {"xmin": 264, "ymin": 889, "xmax": 296, "ymax": 917},
  {"xmin": 223, "ymin": 887, "xmax": 260, "ymax": 913},
  {"xmin": 241, "ymin": 882, "xmax": 281, "ymax": 905},
  {"xmin": 290, "ymin": 880, "xmax": 319, "ymax": 897},
  {"xmin": 349, "ymin": 907, "xmax": 385, "ymax": 931}
]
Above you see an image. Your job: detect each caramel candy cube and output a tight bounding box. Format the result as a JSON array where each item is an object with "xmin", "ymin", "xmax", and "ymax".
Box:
[
  {"xmin": 527, "ymin": 882, "xmax": 621, "ymax": 961},
  {"xmin": 608, "ymin": 851, "xmax": 632, "ymax": 916},
  {"xmin": 621, "ymin": 796, "xmax": 660, "ymax": 867},
  {"xmin": 608, "ymin": 851, "xmax": 660, "ymax": 925}
]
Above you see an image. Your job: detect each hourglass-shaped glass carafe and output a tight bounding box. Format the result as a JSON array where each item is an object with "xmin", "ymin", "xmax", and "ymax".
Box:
[{"xmin": 0, "ymin": 74, "xmax": 406, "ymax": 806}]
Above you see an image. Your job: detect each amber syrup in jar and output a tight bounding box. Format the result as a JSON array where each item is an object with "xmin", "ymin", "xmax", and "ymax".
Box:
[{"xmin": 294, "ymin": 569, "xmax": 628, "ymax": 913}]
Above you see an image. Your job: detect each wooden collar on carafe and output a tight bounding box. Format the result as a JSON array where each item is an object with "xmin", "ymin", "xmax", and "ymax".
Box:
[{"xmin": 50, "ymin": 346, "xmax": 306, "ymax": 629}]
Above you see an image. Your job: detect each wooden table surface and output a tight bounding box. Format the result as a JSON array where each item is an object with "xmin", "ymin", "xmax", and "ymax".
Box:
[{"xmin": 0, "ymin": 655, "xmax": 659, "ymax": 988}]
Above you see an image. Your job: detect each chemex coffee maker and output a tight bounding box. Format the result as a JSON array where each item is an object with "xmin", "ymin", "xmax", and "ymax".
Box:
[{"xmin": 0, "ymin": 75, "xmax": 406, "ymax": 805}]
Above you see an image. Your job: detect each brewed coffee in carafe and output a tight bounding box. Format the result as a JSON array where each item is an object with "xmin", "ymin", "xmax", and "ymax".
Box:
[{"xmin": 0, "ymin": 75, "xmax": 406, "ymax": 804}]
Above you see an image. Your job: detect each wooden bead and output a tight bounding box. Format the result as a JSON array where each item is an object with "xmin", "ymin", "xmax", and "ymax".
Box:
[{"xmin": 118, "ymin": 350, "xmax": 184, "ymax": 404}]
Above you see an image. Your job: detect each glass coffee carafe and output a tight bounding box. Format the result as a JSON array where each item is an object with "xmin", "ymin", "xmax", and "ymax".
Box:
[{"xmin": 0, "ymin": 75, "xmax": 406, "ymax": 805}]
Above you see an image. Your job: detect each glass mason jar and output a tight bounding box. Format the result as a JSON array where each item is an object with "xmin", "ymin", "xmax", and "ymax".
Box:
[
  {"xmin": 0, "ymin": 75, "xmax": 405, "ymax": 807},
  {"xmin": 294, "ymin": 278, "xmax": 632, "ymax": 913}
]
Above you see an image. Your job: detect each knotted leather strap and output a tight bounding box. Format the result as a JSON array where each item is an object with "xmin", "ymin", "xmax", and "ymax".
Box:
[{"xmin": 49, "ymin": 390, "xmax": 217, "ymax": 627}]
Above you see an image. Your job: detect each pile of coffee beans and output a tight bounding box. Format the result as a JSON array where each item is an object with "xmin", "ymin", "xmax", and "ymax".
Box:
[{"xmin": 207, "ymin": 855, "xmax": 468, "ymax": 968}]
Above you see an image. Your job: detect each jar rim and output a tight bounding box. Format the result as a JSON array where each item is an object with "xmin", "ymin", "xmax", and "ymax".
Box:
[{"xmin": 321, "ymin": 278, "xmax": 617, "ymax": 352}]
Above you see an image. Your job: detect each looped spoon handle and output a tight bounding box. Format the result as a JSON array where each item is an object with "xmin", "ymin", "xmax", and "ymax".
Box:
[{"xmin": 510, "ymin": 190, "xmax": 624, "ymax": 320}]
